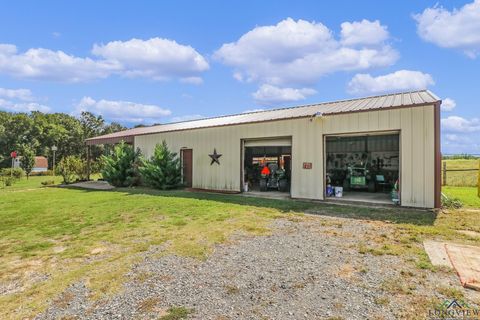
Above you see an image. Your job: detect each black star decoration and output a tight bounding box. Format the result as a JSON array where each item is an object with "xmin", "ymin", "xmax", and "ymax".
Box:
[{"xmin": 209, "ymin": 148, "xmax": 222, "ymax": 165}]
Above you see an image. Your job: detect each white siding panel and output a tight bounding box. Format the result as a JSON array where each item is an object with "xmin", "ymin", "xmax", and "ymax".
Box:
[
  {"xmin": 400, "ymin": 108, "xmax": 413, "ymax": 206},
  {"xmin": 135, "ymin": 106, "xmax": 437, "ymax": 208},
  {"xmin": 411, "ymin": 107, "xmax": 425, "ymax": 206}
]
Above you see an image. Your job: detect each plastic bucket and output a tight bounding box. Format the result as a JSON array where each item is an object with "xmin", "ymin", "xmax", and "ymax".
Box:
[
  {"xmin": 334, "ymin": 186, "xmax": 343, "ymax": 198},
  {"xmin": 326, "ymin": 185, "xmax": 333, "ymax": 197}
]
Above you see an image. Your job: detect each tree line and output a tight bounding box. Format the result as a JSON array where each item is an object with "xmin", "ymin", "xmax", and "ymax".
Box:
[{"xmin": 0, "ymin": 110, "xmax": 126, "ymax": 168}]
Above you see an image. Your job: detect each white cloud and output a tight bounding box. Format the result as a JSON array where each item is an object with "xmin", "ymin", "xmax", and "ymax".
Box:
[
  {"xmin": 169, "ymin": 114, "xmax": 205, "ymax": 123},
  {"xmin": 0, "ymin": 98, "xmax": 50, "ymax": 113},
  {"xmin": 0, "ymin": 37, "xmax": 208, "ymax": 82},
  {"xmin": 0, "ymin": 87, "xmax": 34, "ymax": 101},
  {"xmin": 214, "ymin": 18, "xmax": 398, "ymax": 86},
  {"xmin": 0, "ymin": 44, "xmax": 119, "ymax": 82},
  {"xmin": 441, "ymin": 115, "xmax": 480, "ymax": 153},
  {"xmin": 347, "ymin": 70, "xmax": 434, "ymax": 94},
  {"xmin": 0, "ymin": 87, "xmax": 50, "ymax": 113},
  {"xmin": 441, "ymin": 98, "xmax": 456, "ymax": 112},
  {"xmin": 442, "ymin": 132, "xmax": 480, "ymax": 154},
  {"xmin": 340, "ymin": 19, "xmax": 389, "ymax": 46},
  {"xmin": 75, "ymin": 96, "xmax": 171, "ymax": 124},
  {"xmin": 414, "ymin": 1, "xmax": 480, "ymax": 58},
  {"xmin": 243, "ymin": 108, "xmax": 264, "ymax": 113},
  {"xmin": 92, "ymin": 38, "xmax": 209, "ymax": 80},
  {"xmin": 441, "ymin": 116, "xmax": 480, "ymax": 133},
  {"xmin": 253, "ymin": 84, "xmax": 317, "ymax": 105},
  {"xmin": 179, "ymin": 76, "xmax": 203, "ymax": 85}
]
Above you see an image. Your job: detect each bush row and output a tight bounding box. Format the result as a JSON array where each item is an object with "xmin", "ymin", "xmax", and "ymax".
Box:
[{"xmin": 101, "ymin": 140, "xmax": 181, "ymax": 190}]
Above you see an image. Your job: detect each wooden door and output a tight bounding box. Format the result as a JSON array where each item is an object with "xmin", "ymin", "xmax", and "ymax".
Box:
[{"xmin": 181, "ymin": 149, "xmax": 193, "ymax": 188}]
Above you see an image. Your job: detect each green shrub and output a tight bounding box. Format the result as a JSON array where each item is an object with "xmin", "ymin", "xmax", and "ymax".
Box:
[
  {"xmin": 90, "ymin": 160, "xmax": 103, "ymax": 175},
  {"xmin": 1, "ymin": 168, "xmax": 24, "ymax": 179},
  {"xmin": 41, "ymin": 180, "xmax": 55, "ymax": 186},
  {"xmin": 441, "ymin": 194, "xmax": 463, "ymax": 209},
  {"xmin": 101, "ymin": 141, "xmax": 141, "ymax": 187},
  {"xmin": 58, "ymin": 156, "xmax": 83, "ymax": 184},
  {"xmin": 139, "ymin": 141, "xmax": 181, "ymax": 190},
  {"xmin": 0, "ymin": 175, "xmax": 16, "ymax": 187},
  {"xmin": 20, "ymin": 147, "xmax": 35, "ymax": 179},
  {"xmin": 74, "ymin": 159, "xmax": 89, "ymax": 181}
]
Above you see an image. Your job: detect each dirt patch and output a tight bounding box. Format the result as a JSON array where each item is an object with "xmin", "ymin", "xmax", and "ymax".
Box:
[
  {"xmin": 457, "ymin": 230, "xmax": 480, "ymax": 238},
  {"xmin": 90, "ymin": 247, "xmax": 107, "ymax": 255}
]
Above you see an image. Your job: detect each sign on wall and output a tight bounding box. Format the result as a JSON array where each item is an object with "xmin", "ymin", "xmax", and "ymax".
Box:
[{"xmin": 303, "ymin": 162, "xmax": 312, "ymax": 169}]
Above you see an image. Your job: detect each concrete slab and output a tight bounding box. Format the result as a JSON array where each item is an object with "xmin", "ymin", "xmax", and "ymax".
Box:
[
  {"xmin": 423, "ymin": 240, "xmax": 453, "ymax": 268},
  {"xmin": 242, "ymin": 190, "xmax": 290, "ymax": 200},
  {"xmin": 68, "ymin": 181, "xmax": 115, "ymax": 190},
  {"xmin": 446, "ymin": 243, "xmax": 480, "ymax": 291},
  {"xmin": 326, "ymin": 191, "xmax": 392, "ymax": 205}
]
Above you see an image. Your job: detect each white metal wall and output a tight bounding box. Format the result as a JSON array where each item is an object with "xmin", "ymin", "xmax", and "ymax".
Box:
[{"xmin": 135, "ymin": 105, "xmax": 436, "ymax": 208}]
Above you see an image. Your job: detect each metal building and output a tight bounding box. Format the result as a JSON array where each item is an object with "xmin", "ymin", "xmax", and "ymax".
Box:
[{"xmin": 87, "ymin": 90, "xmax": 441, "ymax": 208}]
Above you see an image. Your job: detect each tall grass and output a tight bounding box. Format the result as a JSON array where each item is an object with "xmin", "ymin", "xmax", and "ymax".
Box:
[{"xmin": 442, "ymin": 159, "xmax": 479, "ymax": 187}]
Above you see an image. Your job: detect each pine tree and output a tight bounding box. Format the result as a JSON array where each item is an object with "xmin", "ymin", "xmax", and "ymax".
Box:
[
  {"xmin": 139, "ymin": 140, "xmax": 181, "ymax": 190},
  {"xmin": 101, "ymin": 141, "xmax": 140, "ymax": 187}
]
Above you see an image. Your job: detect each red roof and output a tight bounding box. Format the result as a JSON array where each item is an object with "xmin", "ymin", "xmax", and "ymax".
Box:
[{"xmin": 34, "ymin": 156, "xmax": 48, "ymax": 168}]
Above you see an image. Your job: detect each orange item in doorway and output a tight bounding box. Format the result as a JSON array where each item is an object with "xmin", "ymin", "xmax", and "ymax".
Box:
[{"xmin": 261, "ymin": 166, "xmax": 270, "ymax": 175}]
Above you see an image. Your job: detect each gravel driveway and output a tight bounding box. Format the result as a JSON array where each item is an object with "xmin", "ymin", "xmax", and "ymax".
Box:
[{"xmin": 37, "ymin": 215, "xmax": 475, "ymax": 320}]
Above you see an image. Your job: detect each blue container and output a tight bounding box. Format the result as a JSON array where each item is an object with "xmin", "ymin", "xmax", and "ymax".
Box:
[{"xmin": 326, "ymin": 185, "xmax": 333, "ymax": 197}]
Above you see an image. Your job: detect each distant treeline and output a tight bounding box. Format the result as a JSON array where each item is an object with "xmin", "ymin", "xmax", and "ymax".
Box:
[
  {"xmin": 442, "ymin": 154, "xmax": 480, "ymax": 160},
  {"xmin": 0, "ymin": 110, "xmax": 127, "ymax": 168}
]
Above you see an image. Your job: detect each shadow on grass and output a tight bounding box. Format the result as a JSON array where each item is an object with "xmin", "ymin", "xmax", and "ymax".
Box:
[{"xmin": 63, "ymin": 185, "xmax": 437, "ymax": 226}]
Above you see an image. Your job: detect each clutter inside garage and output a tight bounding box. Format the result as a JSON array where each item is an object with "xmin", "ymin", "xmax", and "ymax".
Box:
[
  {"xmin": 325, "ymin": 133, "xmax": 400, "ymax": 204},
  {"xmin": 243, "ymin": 146, "xmax": 291, "ymax": 193}
]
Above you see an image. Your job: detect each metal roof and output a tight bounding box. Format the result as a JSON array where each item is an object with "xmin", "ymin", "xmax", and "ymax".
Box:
[{"xmin": 86, "ymin": 90, "xmax": 440, "ymax": 145}]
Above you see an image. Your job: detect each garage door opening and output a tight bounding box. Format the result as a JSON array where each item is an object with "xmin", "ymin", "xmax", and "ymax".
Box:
[
  {"xmin": 242, "ymin": 137, "xmax": 292, "ymax": 197},
  {"xmin": 325, "ymin": 133, "xmax": 400, "ymax": 205}
]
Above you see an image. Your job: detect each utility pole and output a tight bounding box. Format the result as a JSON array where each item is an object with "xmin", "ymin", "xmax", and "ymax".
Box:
[
  {"xmin": 52, "ymin": 145, "xmax": 57, "ymax": 177},
  {"xmin": 10, "ymin": 151, "xmax": 17, "ymax": 177}
]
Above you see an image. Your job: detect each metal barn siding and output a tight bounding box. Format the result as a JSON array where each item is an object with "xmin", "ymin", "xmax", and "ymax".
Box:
[{"xmin": 134, "ymin": 104, "xmax": 437, "ymax": 208}]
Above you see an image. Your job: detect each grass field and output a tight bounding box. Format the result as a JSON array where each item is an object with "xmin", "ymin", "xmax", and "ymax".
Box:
[
  {"xmin": 443, "ymin": 186, "xmax": 480, "ymax": 208},
  {"xmin": 1, "ymin": 176, "xmax": 479, "ymax": 319},
  {"xmin": 442, "ymin": 159, "xmax": 479, "ymax": 187}
]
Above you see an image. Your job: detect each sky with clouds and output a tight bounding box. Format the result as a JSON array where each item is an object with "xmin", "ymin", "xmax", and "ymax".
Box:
[{"xmin": 0, "ymin": 0, "xmax": 479, "ymax": 154}]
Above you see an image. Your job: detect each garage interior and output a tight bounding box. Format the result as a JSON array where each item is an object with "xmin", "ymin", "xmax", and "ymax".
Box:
[
  {"xmin": 243, "ymin": 138, "xmax": 292, "ymax": 196},
  {"xmin": 325, "ymin": 133, "xmax": 400, "ymax": 205}
]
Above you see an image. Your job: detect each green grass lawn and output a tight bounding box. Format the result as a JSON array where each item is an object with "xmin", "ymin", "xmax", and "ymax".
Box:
[
  {"xmin": 443, "ymin": 186, "xmax": 480, "ymax": 208},
  {"xmin": 0, "ymin": 176, "xmax": 479, "ymax": 319},
  {"xmin": 442, "ymin": 159, "xmax": 479, "ymax": 187}
]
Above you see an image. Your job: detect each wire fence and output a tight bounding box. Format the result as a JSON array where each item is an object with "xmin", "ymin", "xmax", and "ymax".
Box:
[{"xmin": 442, "ymin": 160, "xmax": 479, "ymax": 188}]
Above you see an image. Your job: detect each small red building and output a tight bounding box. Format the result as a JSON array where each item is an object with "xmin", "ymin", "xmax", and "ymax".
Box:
[{"xmin": 14, "ymin": 156, "xmax": 49, "ymax": 172}]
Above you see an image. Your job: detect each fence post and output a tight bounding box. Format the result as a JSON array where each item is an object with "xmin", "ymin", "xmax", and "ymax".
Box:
[
  {"xmin": 443, "ymin": 161, "xmax": 447, "ymax": 186},
  {"xmin": 477, "ymin": 159, "xmax": 479, "ymax": 198}
]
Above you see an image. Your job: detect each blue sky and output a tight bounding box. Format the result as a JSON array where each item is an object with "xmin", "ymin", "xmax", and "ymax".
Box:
[{"xmin": 0, "ymin": 0, "xmax": 479, "ymax": 153}]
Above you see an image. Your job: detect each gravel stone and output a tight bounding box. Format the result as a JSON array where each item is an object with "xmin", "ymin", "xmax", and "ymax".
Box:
[{"xmin": 37, "ymin": 216, "xmax": 477, "ymax": 320}]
